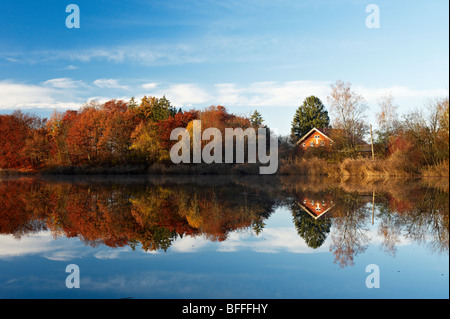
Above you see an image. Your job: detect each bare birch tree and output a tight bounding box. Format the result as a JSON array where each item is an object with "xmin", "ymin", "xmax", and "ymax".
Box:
[
  {"xmin": 375, "ymin": 93, "xmax": 400, "ymax": 144},
  {"xmin": 327, "ymin": 80, "xmax": 369, "ymax": 147}
]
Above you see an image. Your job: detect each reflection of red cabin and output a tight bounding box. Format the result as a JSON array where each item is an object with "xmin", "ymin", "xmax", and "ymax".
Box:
[
  {"xmin": 297, "ymin": 197, "xmax": 335, "ymax": 219},
  {"xmin": 296, "ymin": 127, "xmax": 333, "ymax": 150}
]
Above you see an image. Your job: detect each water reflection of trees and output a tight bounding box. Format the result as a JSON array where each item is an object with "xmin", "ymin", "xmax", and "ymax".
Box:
[
  {"xmin": 0, "ymin": 176, "xmax": 276, "ymax": 252},
  {"xmin": 0, "ymin": 176, "xmax": 448, "ymax": 266},
  {"xmin": 281, "ymin": 176, "xmax": 449, "ymax": 267},
  {"xmin": 291, "ymin": 203, "xmax": 331, "ymax": 249},
  {"xmin": 288, "ymin": 188, "xmax": 371, "ymax": 267}
]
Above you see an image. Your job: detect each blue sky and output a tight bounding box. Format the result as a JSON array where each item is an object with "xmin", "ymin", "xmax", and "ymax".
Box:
[{"xmin": 0, "ymin": 0, "xmax": 448, "ymax": 135}]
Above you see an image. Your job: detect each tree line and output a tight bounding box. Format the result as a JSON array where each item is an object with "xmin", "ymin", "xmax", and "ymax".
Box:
[
  {"xmin": 1, "ymin": 80, "xmax": 448, "ymax": 174},
  {"xmin": 0, "ymin": 96, "xmax": 264, "ymax": 170}
]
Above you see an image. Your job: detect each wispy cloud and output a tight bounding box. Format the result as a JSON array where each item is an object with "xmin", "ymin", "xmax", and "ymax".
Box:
[
  {"xmin": 5, "ymin": 57, "xmax": 20, "ymax": 63},
  {"xmin": 1, "ymin": 44, "xmax": 201, "ymax": 66},
  {"xmin": 93, "ymin": 78, "xmax": 128, "ymax": 90},
  {"xmin": 62, "ymin": 64, "xmax": 78, "ymax": 71},
  {"xmin": 0, "ymin": 33, "xmax": 286, "ymax": 68},
  {"xmin": 43, "ymin": 78, "xmax": 86, "ymax": 89},
  {"xmin": 141, "ymin": 82, "xmax": 159, "ymax": 90}
]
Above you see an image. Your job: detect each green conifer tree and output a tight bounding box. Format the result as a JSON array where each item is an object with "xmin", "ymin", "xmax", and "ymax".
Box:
[{"xmin": 291, "ymin": 96, "xmax": 330, "ymax": 140}]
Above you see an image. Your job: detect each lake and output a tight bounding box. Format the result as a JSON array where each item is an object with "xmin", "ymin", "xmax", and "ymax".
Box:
[{"xmin": 0, "ymin": 175, "xmax": 448, "ymax": 299}]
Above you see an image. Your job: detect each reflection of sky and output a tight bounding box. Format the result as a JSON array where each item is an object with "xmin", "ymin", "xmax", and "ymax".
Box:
[{"xmin": 0, "ymin": 207, "xmax": 448, "ymax": 299}]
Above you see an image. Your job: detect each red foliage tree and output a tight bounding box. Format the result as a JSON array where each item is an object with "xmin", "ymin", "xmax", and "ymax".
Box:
[{"xmin": 0, "ymin": 111, "xmax": 46, "ymax": 169}]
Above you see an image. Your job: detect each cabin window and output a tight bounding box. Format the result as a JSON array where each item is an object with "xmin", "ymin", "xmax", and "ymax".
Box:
[
  {"xmin": 310, "ymin": 141, "xmax": 314, "ymax": 147},
  {"xmin": 302, "ymin": 143, "xmax": 306, "ymax": 148},
  {"xmin": 320, "ymin": 141, "xmax": 324, "ymax": 146}
]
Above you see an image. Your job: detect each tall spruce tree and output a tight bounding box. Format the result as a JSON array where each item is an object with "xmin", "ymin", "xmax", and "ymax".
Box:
[
  {"xmin": 250, "ymin": 110, "xmax": 264, "ymax": 128},
  {"xmin": 291, "ymin": 96, "xmax": 330, "ymax": 140}
]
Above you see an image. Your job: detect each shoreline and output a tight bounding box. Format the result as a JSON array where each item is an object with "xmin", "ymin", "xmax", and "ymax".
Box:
[{"xmin": 1, "ymin": 159, "xmax": 448, "ymax": 178}]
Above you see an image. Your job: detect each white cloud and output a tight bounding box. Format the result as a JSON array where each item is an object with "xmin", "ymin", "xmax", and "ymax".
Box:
[
  {"xmin": 216, "ymin": 227, "xmax": 327, "ymax": 254},
  {"xmin": 153, "ymin": 83, "xmax": 213, "ymax": 107},
  {"xmin": 0, "ymin": 231, "xmax": 132, "ymax": 261},
  {"xmin": 138, "ymin": 81, "xmax": 328, "ymax": 109},
  {"xmin": 162, "ymin": 81, "xmax": 448, "ymax": 116},
  {"xmin": 0, "ymin": 80, "xmax": 85, "ymax": 110},
  {"xmin": 43, "ymin": 78, "xmax": 85, "ymax": 89},
  {"xmin": 5, "ymin": 57, "xmax": 19, "ymax": 63},
  {"xmin": 168, "ymin": 226, "xmax": 327, "ymax": 254},
  {"xmin": 94, "ymin": 248, "xmax": 130, "ymax": 259},
  {"xmin": 141, "ymin": 82, "xmax": 159, "ymax": 90},
  {"xmin": 0, "ymin": 232, "xmax": 56, "ymax": 258},
  {"xmin": 0, "ymin": 231, "xmax": 90, "ymax": 261},
  {"xmin": 0, "ymin": 34, "xmax": 278, "ymax": 67},
  {"xmin": 214, "ymin": 81, "xmax": 331, "ymax": 107},
  {"xmin": 169, "ymin": 235, "xmax": 210, "ymax": 253},
  {"xmin": 63, "ymin": 64, "xmax": 78, "ymax": 70},
  {"xmin": 93, "ymin": 78, "xmax": 128, "ymax": 90},
  {"xmin": 0, "ymin": 81, "xmax": 57, "ymax": 109},
  {"xmin": 1, "ymin": 78, "xmax": 447, "ymax": 119}
]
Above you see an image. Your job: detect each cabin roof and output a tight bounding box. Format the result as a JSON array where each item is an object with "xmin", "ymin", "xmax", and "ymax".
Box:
[
  {"xmin": 296, "ymin": 201, "xmax": 335, "ymax": 220},
  {"xmin": 295, "ymin": 127, "xmax": 333, "ymax": 145},
  {"xmin": 296, "ymin": 127, "xmax": 371, "ymax": 147}
]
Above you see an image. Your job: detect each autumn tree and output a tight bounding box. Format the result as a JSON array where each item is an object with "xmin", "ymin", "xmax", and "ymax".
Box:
[
  {"xmin": 22, "ymin": 125, "xmax": 51, "ymax": 168},
  {"xmin": 375, "ymin": 93, "xmax": 400, "ymax": 147},
  {"xmin": 98, "ymin": 100, "xmax": 138, "ymax": 163},
  {"xmin": 66, "ymin": 102, "xmax": 104, "ymax": 164},
  {"xmin": 436, "ymin": 97, "xmax": 449, "ymax": 160},
  {"xmin": 402, "ymin": 97, "xmax": 450, "ymax": 165},
  {"xmin": 133, "ymin": 95, "xmax": 177, "ymax": 122},
  {"xmin": 0, "ymin": 114, "xmax": 29, "ymax": 168},
  {"xmin": 183, "ymin": 106, "xmax": 253, "ymax": 164},
  {"xmin": 130, "ymin": 109, "xmax": 198, "ymax": 164},
  {"xmin": 0, "ymin": 111, "xmax": 47, "ymax": 169},
  {"xmin": 46, "ymin": 110, "xmax": 78, "ymax": 166},
  {"xmin": 327, "ymin": 81, "xmax": 369, "ymax": 147},
  {"xmin": 129, "ymin": 122, "xmax": 169, "ymax": 163},
  {"xmin": 157, "ymin": 109, "xmax": 199, "ymax": 149}
]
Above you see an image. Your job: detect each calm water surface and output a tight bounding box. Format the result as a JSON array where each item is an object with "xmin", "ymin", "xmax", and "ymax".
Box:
[{"xmin": 0, "ymin": 175, "xmax": 448, "ymax": 299}]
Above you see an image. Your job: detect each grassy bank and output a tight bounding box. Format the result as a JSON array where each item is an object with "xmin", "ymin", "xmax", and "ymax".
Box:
[
  {"xmin": 280, "ymin": 157, "xmax": 449, "ymax": 178},
  {"xmin": 420, "ymin": 161, "xmax": 450, "ymax": 177}
]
